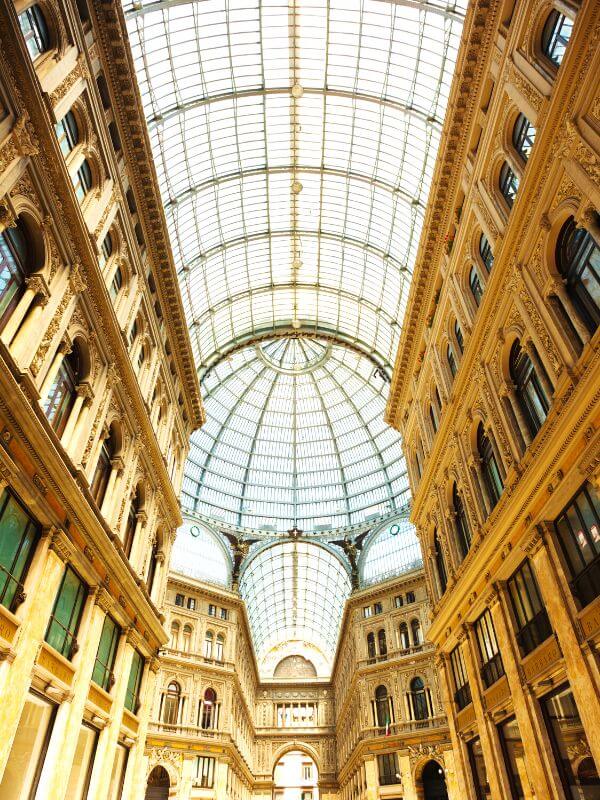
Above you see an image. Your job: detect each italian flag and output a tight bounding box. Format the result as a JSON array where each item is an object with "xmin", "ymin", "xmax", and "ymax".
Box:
[{"xmin": 385, "ymin": 712, "xmax": 391, "ymax": 736}]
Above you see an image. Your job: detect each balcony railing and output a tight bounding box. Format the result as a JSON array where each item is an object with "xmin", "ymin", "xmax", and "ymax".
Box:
[
  {"xmin": 148, "ymin": 722, "xmax": 224, "ymax": 739},
  {"xmin": 358, "ymin": 642, "xmax": 433, "ymax": 669},
  {"xmin": 361, "ymin": 715, "xmax": 446, "ymax": 739},
  {"xmin": 161, "ymin": 647, "xmax": 230, "ymax": 668}
]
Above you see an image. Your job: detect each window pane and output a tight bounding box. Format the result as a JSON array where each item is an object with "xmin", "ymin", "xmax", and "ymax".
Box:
[
  {"xmin": 0, "ymin": 692, "xmax": 54, "ymax": 800},
  {"xmin": 107, "ymin": 744, "xmax": 128, "ymax": 800},
  {"xmin": 65, "ymin": 725, "xmax": 98, "ymax": 800}
]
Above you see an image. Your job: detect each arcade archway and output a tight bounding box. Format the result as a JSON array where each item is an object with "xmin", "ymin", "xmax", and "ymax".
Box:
[
  {"xmin": 421, "ymin": 760, "xmax": 448, "ymax": 800},
  {"xmin": 145, "ymin": 766, "xmax": 170, "ymax": 800},
  {"xmin": 273, "ymin": 749, "xmax": 319, "ymax": 800}
]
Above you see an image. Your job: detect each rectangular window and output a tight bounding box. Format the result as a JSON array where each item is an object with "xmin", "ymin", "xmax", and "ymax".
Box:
[
  {"xmin": 220, "ymin": 607, "xmax": 228, "ymax": 619},
  {"xmin": 377, "ymin": 752, "xmax": 400, "ymax": 785},
  {"xmin": 450, "ymin": 645, "xmax": 471, "ymax": 711},
  {"xmin": 475, "ymin": 610, "xmax": 504, "ymax": 688},
  {"xmin": 175, "ymin": 593, "xmax": 184, "ymax": 607},
  {"xmin": 363, "ymin": 606, "xmax": 372, "ymax": 618},
  {"xmin": 0, "ymin": 692, "xmax": 55, "ymax": 799},
  {"xmin": 498, "ymin": 717, "xmax": 530, "ymax": 800},
  {"xmin": 208, "ymin": 604, "xmax": 216, "ymax": 617},
  {"xmin": 196, "ymin": 756, "xmax": 215, "ymax": 788},
  {"xmin": 373, "ymin": 602, "xmax": 383, "ymax": 614},
  {"xmin": 507, "ymin": 560, "xmax": 552, "ymax": 656},
  {"xmin": 542, "ymin": 684, "xmax": 597, "ymax": 797},
  {"xmin": 554, "ymin": 482, "xmax": 600, "ymax": 608},
  {"xmin": 65, "ymin": 723, "xmax": 98, "ymax": 800},
  {"xmin": 124, "ymin": 650, "xmax": 144, "ymax": 714},
  {"xmin": 394, "ymin": 595, "xmax": 403, "ymax": 608},
  {"xmin": 467, "ymin": 737, "xmax": 491, "ymax": 800},
  {"xmin": 92, "ymin": 615, "xmax": 120, "ymax": 692},
  {"xmin": 187, "ymin": 597, "xmax": 196, "ymax": 610},
  {"xmin": 0, "ymin": 488, "xmax": 40, "ymax": 611},
  {"xmin": 45, "ymin": 565, "xmax": 86, "ymax": 659},
  {"xmin": 107, "ymin": 743, "xmax": 128, "ymax": 800}
]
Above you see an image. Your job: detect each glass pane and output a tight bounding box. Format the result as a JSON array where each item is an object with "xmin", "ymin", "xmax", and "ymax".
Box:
[
  {"xmin": 65, "ymin": 725, "xmax": 97, "ymax": 800},
  {"xmin": 0, "ymin": 693, "xmax": 54, "ymax": 800},
  {"xmin": 499, "ymin": 718, "xmax": 529, "ymax": 800},
  {"xmin": 107, "ymin": 744, "xmax": 128, "ymax": 800}
]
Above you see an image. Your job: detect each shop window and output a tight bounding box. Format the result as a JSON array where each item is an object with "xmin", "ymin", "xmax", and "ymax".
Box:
[
  {"xmin": 450, "ymin": 644, "xmax": 471, "ymax": 711},
  {"xmin": 512, "ymin": 113, "xmax": 536, "ymax": 161},
  {"xmin": 0, "ymin": 691, "xmax": 55, "ymax": 798},
  {"xmin": 507, "ymin": 560, "xmax": 552, "ymax": 656},
  {"xmin": 377, "ymin": 752, "xmax": 400, "ymax": 786},
  {"xmin": 469, "ymin": 266, "xmax": 484, "ymax": 307},
  {"xmin": 467, "ymin": 737, "xmax": 491, "ymax": 800},
  {"xmin": 477, "ymin": 423, "xmax": 504, "ymax": 510},
  {"xmin": 107, "ymin": 744, "xmax": 128, "ymax": 800},
  {"xmin": 554, "ymin": 482, "xmax": 600, "ymax": 608},
  {"xmin": 18, "ymin": 5, "xmax": 50, "ymax": 60},
  {"xmin": 65, "ymin": 723, "xmax": 98, "ymax": 800},
  {"xmin": 0, "ymin": 488, "xmax": 40, "ymax": 611},
  {"xmin": 0, "ymin": 217, "xmax": 31, "ymax": 332},
  {"xmin": 556, "ymin": 216, "xmax": 600, "ymax": 335},
  {"xmin": 124, "ymin": 650, "xmax": 144, "ymax": 714},
  {"xmin": 45, "ymin": 565, "xmax": 86, "ymax": 659},
  {"xmin": 498, "ymin": 717, "xmax": 530, "ymax": 800},
  {"xmin": 475, "ymin": 609, "xmax": 504, "ymax": 688},
  {"xmin": 479, "ymin": 233, "xmax": 494, "ymax": 272},
  {"xmin": 542, "ymin": 10, "xmax": 573, "ymax": 66},
  {"xmin": 92, "ymin": 615, "xmax": 119, "ymax": 692},
  {"xmin": 453, "ymin": 483, "xmax": 472, "ymax": 559},
  {"xmin": 509, "ymin": 339, "xmax": 549, "ymax": 438},
  {"xmin": 499, "ymin": 161, "xmax": 519, "ymax": 207},
  {"xmin": 55, "ymin": 111, "xmax": 79, "ymax": 157}
]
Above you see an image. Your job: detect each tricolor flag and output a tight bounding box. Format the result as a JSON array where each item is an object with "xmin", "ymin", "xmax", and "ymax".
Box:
[{"xmin": 385, "ymin": 712, "xmax": 391, "ymax": 736}]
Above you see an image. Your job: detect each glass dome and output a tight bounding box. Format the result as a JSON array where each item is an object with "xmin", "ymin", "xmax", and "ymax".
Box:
[
  {"xmin": 181, "ymin": 336, "xmax": 410, "ymax": 531},
  {"xmin": 360, "ymin": 517, "xmax": 423, "ymax": 587},
  {"xmin": 170, "ymin": 517, "xmax": 232, "ymax": 586}
]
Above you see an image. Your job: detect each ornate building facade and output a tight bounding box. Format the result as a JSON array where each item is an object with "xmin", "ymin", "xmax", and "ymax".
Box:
[{"xmin": 386, "ymin": 0, "xmax": 600, "ymax": 797}]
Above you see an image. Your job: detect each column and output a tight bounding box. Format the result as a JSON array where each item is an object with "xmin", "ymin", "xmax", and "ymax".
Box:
[
  {"xmin": 34, "ymin": 586, "xmax": 108, "ymax": 800},
  {"xmin": 128, "ymin": 511, "xmax": 148, "ymax": 572},
  {"xmin": 39, "ymin": 337, "xmax": 72, "ymax": 402},
  {"xmin": 121, "ymin": 657, "xmax": 159, "ymax": 800},
  {"xmin": 500, "ymin": 381, "xmax": 532, "ymax": 448},
  {"xmin": 398, "ymin": 754, "xmax": 417, "ymax": 800},
  {"xmin": 528, "ymin": 525, "xmax": 600, "ymax": 769},
  {"xmin": 435, "ymin": 654, "xmax": 472, "ymax": 800},
  {"xmin": 461, "ymin": 626, "xmax": 511, "ymax": 799},
  {"xmin": 86, "ymin": 631, "xmax": 136, "ymax": 800},
  {"xmin": 522, "ymin": 338, "xmax": 554, "ymax": 399},
  {"xmin": 68, "ymin": 384, "xmax": 95, "ymax": 457},
  {"xmin": 149, "ymin": 550, "xmax": 165, "ymax": 604},
  {"xmin": 544, "ymin": 277, "xmax": 590, "ymax": 346},
  {"xmin": 0, "ymin": 280, "xmax": 40, "ymax": 347},
  {"xmin": 100, "ymin": 457, "xmax": 125, "ymax": 524},
  {"xmin": 9, "ymin": 279, "xmax": 50, "ymax": 365},
  {"xmin": 61, "ymin": 382, "xmax": 93, "ymax": 450},
  {"xmin": 487, "ymin": 584, "xmax": 563, "ymax": 799},
  {"xmin": 214, "ymin": 759, "xmax": 230, "ymax": 800},
  {"xmin": 0, "ymin": 529, "xmax": 64, "ymax": 779},
  {"xmin": 363, "ymin": 755, "xmax": 379, "ymax": 800}
]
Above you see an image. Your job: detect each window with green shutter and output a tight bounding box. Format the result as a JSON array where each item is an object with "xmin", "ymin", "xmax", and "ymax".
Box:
[
  {"xmin": 124, "ymin": 650, "xmax": 143, "ymax": 713},
  {"xmin": 92, "ymin": 615, "xmax": 120, "ymax": 691},
  {"xmin": 45, "ymin": 566, "xmax": 86, "ymax": 659},
  {"xmin": 0, "ymin": 489, "xmax": 40, "ymax": 611}
]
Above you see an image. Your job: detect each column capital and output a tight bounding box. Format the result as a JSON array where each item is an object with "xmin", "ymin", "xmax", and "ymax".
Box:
[
  {"xmin": 94, "ymin": 586, "xmax": 114, "ymax": 614},
  {"xmin": 48, "ymin": 528, "xmax": 75, "ymax": 563},
  {"xmin": 520, "ymin": 525, "xmax": 546, "ymax": 557},
  {"xmin": 25, "ymin": 274, "xmax": 50, "ymax": 305},
  {"xmin": 76, "ymin": 381, "xmax": 94, "ymax": 403}
]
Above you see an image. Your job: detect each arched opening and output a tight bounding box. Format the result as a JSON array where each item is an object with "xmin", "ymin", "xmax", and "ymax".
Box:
[
  {"xmin": 145, "ymin": 766, "xmax": 170, "ymax": 800},
  {"xmin": 421, "ymin": 760, "xmax": 448, "ymax": 800},
  {"xmin": 273, "ymin": 750, "xmax": 318, "ymax": 800},
  {"xmin": 161, "ymin": 681, "xmax": 181, "ymax": 726},
  {"xmin": 200, "ymin": 687, "xmax": 219, "ymax": 730},
  {"xmin": 408, "ymin": 676, "xmax": 431, "ymax": 721},
  {"xmin": 577, "ymin": 757, "xmax": 600, "ymax": 786}
]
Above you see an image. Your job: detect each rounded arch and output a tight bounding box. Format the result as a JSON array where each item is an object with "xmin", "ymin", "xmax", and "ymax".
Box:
[
  {"xmin": 359, "ymin": 514, "xmax": 423, "ymax": 587},
  {"xmin": 5, "ymin": 201, "xmax": 47, "ymax": 278},
  {"xmin": 145, "ymin": 762, "xmax": 178, "ymax": 792},
  {"xmin": 271, "ymin": 741, "xmax": 322, "ymax": 777},
  {"xmin": 418, "ymin": 759, "xmax": 448, "ymax": 800}
]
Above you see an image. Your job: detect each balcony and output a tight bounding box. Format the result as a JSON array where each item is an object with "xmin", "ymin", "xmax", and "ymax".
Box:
[
  {"xmin": 148, "ymin": 721, "xmax": 226, "ymax": 740},
  {"xmin": 361, "ymin": 715, "xmax": 447, "ymax": 739},
  {"xmin": 358, "ymin": 642, "xmax": 433, "ymax": 669},
  {"xmin": 161, "ymin": 647, "xmax": 231, "ymax": 669}
]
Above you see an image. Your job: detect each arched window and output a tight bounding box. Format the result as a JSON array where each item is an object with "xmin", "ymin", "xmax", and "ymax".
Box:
[
  {"xmin": 128, "ymin": 318, "xmax": 139, "ymax": 348},
  {"xmin": 479, "ymin": 233, "xmax": 494, "ymax": 272},
  {"xmin": 43, "ymin": 344, "xmax": 81, "ymax": 437},
  {"xmin": 0, "ymin": 217, "xmax": 30, "ymax": 332},
  {"xmin": 556, "ymin": 216, "xmax": 600, "ymax": 334},
  {"xmin": 18, "ymin": 5, "xmax": 50, "ymax": 60},
  {"xmin": 162, "ymin": 681, "xmax": 181, "ymax": 725},
  {"xmin": 99, "ymin": 231, "xmax": 113, "ymax": 270},
  {"xmin": 215, "ymin": 633, "xmax": 224, "ymax": 662},
  {"xmin": 377, "ymin": 628, "xmax": 387, "ymax": 657},
  {"xmin": 499, "ymin": 161, "xmax": 519, "ymax": 207},
  {"xmin": 477, "ymin": 423, "xmax": 504, "ymax": 509},
  {"xmin": 447, "ymin": 344, "xmax": 457, "ymax": 378},
  {"xmin": 72, "ymin": 159, "xmax": 93, "ymax": 203},
  {"xmin": 453, "ymin": 483, "xmax": 472, "ymax": 560},
  {"xmin": 146, "ymin": 537, "xmax": 159, "ymax": 596},
  {"xmin": 512, "ymin": 113, "xmax": 536, "ymax": 161},
  {"xmin": 182, "ymin": 624, "xmax": 192, "ymax": 653},
  {"xmin": 55, "ymin": 111, "xmax": 79, "ymax": 157},
  {"xmin": 415, "ymin": 442, "xmax": 423, "ymax": 480},
  {"xmin": 409, "ymin": 677, "xmax": 430, "ymax": 720},
  {"xmin": 170, "ymin": 621, "xmax": 180, "ymax": 650},
  {"xmin": 201, "ymin": 688, "xmax": 218, "ymax": 730},
  {"xmin": 434, "ymin": 530, "xmax": 448, "ymax": 595},
  {"xmin": 406, "ymin": 591, "xmax": 415, "ymax": 603},
  {"xmin": 123, "ymin": 487, "xmax": 141, "ymax": 558},
  {"xmin": 411, "ymin": 618, "xmax": 422, "ymax": 646},
  {"xmin": 429, "ymin": 403, "xmax": 439, "ymax": 434},
  {"xmin": 469, "ymin": 266, "xmax": 484, "ymax": 307},
  {"xmin": 399, "ymin": 622, "xmax": 410, "ymax": 650},
  {"xmin": 367, "ymin": 631, "xmax": 376, "ymax": 661},
  {"xmin": 509, "ymin": 340, "xmax": 549, "ymax": 438},
  {"xmin": 542, "ymin": 10, "xmax": 573, "ymax": 66},
  {"xmin": 109, "ymin": 265, "xmax": 123, "ymax": 301},
  {"xmin": 203, "ymin": 630, "xmax": 213, "ymax": 659},
  {"xmin": 374, "ymin": 685, "xmax": 391, "ymax": 728},
  {"xmin": 90, "ymin": 427, "xmax": 116, "ymax": 506},
  {"xmin": 454, "ymin": 320, "xmax": 464, "ymax": 353}
]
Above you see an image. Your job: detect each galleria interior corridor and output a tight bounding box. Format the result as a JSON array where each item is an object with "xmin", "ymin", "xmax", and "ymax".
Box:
[{"xmin": 0, "ymin": 0, "xmax": 599, "ymax": 798}]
